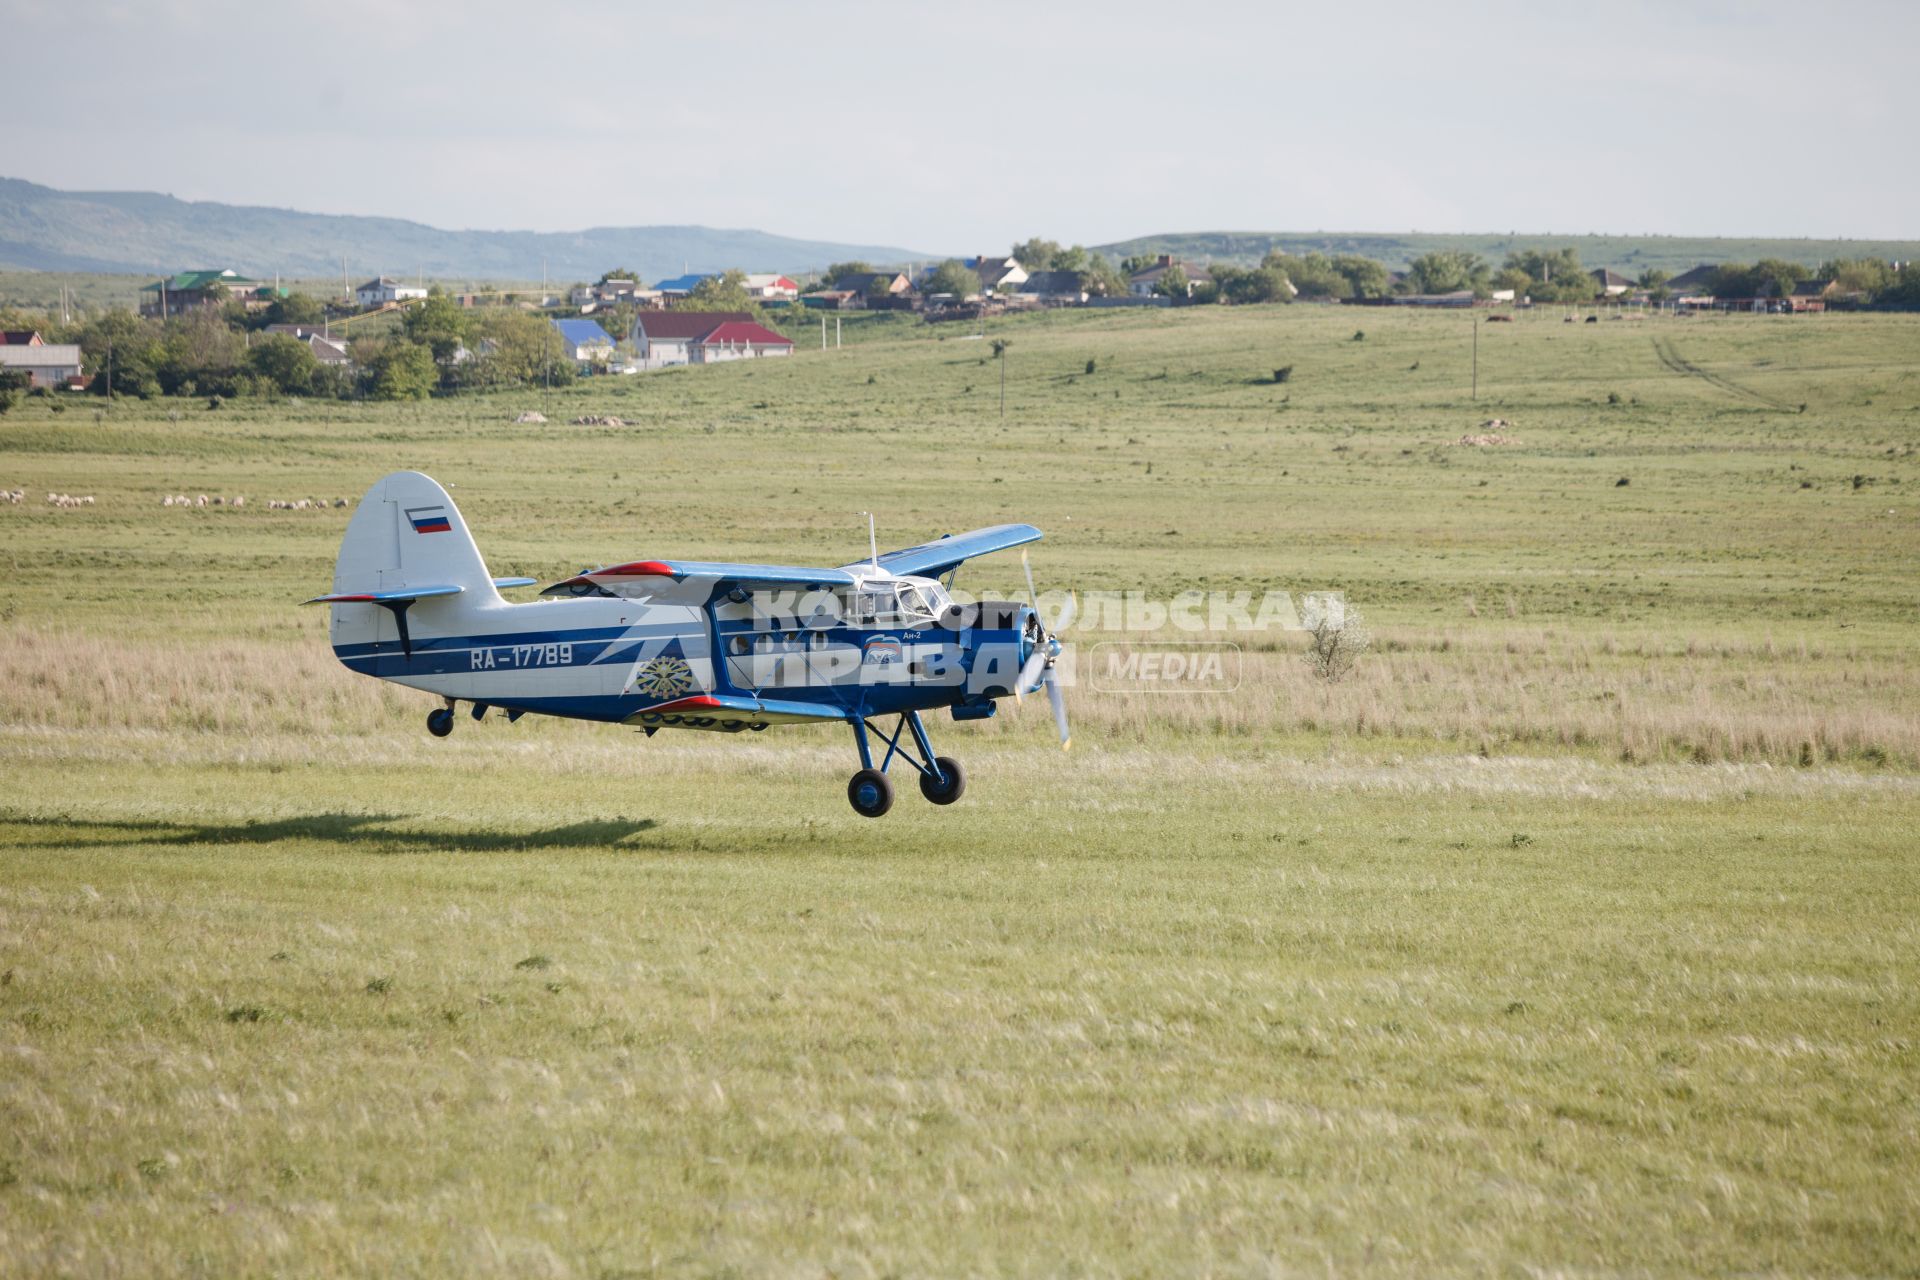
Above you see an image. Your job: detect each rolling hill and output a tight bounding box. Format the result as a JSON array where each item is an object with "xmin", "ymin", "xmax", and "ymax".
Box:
[{"xmin": 0, "ymin": 177, "xmax": 938, "ymax": 283}]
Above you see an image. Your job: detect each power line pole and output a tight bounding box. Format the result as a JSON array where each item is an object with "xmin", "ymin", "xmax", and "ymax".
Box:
[{"xmin": 1471, "ymin": 315, "xmax": 1479, "ymax": 400}]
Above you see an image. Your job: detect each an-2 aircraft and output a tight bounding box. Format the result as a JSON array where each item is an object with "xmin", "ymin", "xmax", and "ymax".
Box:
[{"xmin": 307, "ymin": 471, "xmax": 1069, "ymax": 816}]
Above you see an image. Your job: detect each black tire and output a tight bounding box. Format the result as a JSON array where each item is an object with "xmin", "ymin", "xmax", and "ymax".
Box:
[
  {"xmin": 919, "ymin": 756, "xmax": 966, "ymax": 805},
  {"xmin": 427, "ymin": 707, "xmax": 454, "ymax": 738},
  {"xmin": 847, "ymin": 768, "xmax": 894, "ymax": 818}
]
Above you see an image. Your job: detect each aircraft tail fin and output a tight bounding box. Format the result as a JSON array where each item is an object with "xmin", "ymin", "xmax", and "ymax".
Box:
[{"xmin": 321, "ymin": 473, "xmax": 502, "ymax": 658}]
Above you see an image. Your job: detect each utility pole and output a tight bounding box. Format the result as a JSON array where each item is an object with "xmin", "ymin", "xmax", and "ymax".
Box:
[
  {"xmin": 1471, "ymin": 315, "xmax": 1479, "ymax": 400},
  {"xmin": 835, "ymin": 317, "xmax": 841, "ymax": 349},
  {"xmin": 543, "ymin": 319, "xmax": 551, "ymax": 420},
  {"xmin": 1000, "ymin": 344, "xmax": 1007, "ymax": 419}
]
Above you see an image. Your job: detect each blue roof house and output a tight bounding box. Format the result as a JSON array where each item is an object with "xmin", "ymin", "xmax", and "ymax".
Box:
[
  {"xmin": 654, "ymin": 272, "xmax": 719, "ymax": 298},
  {"xmin": 552, "ymin": 318, "xmax": 616, "ymax": 366}
]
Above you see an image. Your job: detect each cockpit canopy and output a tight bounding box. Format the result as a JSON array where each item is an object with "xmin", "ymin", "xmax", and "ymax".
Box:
[{"xmin": 840, "ymin": 579, "xmax": 952, "ymax": 627}]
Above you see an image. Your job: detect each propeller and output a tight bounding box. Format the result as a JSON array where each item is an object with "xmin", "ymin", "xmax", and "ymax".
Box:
[
  {"xmin": 1016, "ymin": 548, "xmax": 1071, "ymax": 748},
  {"xmin": 1044, "ymin": 664, "xmax": 1070, "ymax": 750}
]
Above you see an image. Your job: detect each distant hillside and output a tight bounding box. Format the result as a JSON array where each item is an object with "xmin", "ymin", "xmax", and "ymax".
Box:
[
  {"xmin": 1093, "ymin": 230, "xmax": 1920, "ymax": 274},
  {"xmin": 0, "ymin": 177, "xmax": 937, "ymax": 282}
]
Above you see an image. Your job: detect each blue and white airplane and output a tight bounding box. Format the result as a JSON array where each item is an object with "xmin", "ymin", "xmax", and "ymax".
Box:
[{"xmin": 308, "ymin": 471, "xmax": 1069, "ymax": 816}]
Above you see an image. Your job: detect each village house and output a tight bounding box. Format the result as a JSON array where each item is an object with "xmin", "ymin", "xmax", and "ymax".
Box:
[
  {"xmin": 1591, "ymin": 268, "xmax": 1634, "ymax": 297},
  {"xmin": 263, "ymin": 324, "xmax": 353, "ymax": 365},
  {"xmin": 654, "ymin": 273, "xmax": 718, "ymax": 299},
  {"xmin": 690, "ymin": 320, "xmax": 794, "ymax": 363},
  {"xmin": 140, "ymin": 268, "xmax": 282, "ymax": 318},
  {"xmin": 742, "ymin": 274, "xmax": 800, "ymax": 300},
  {"xmin": 627, "ymin": 310, "xmax": 753, "ymax": 369},
  {"xmin": 355, "ymin": 277, "xmax": 429, "ymax": 308},
  {"xmin": 1016, "ymin": 271, "xmax": 1088, "ymax": 305},
  {"xmin": 832, "ymin": 270, "xmax": 912, "ymax": 299},
  {"xmin": 551, "ymin": 317, "xmax": 617, "ymax": 366},
  {"xmin": 0, "ymin": 335, "xmax": 84, "ymax": 388},
  {"xmin": 1127, "ymin": 254, "xmax": 1208, "ymax": 298},
  {"xmin": 967, "ymin": 256, "xmax": 1029, "ymax": 292}
]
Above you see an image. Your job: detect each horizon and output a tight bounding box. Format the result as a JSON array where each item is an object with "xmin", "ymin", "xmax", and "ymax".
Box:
[{"xmin": 3, "ymin": 0, "xmax": 1914, "ymax": 247}]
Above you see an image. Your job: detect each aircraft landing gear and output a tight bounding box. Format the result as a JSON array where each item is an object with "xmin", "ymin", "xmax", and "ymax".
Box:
[
  {"xmin": 847, "ymin": 769, "xmax": 894, "ymax": 818},
  {"xmin": 846, "ymin": 712, "xmax": 962, "ymax": 817},
  {"xmin": 427, "ymin": 706, "xmax": 455, "ymax": 738},
  {"xmin": 919, "ymin": 756, "xmax": 965, "ymax": 805}
]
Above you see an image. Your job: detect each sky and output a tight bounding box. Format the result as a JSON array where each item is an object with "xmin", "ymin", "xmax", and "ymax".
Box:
[{"xmin": 6, "ymin": 0, "xmax": 1915, "ymax": 252}]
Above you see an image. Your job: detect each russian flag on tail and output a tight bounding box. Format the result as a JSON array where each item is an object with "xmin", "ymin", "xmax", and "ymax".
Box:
[{"xmin": 406, "ymin": 505, "xmax": 451, "ymax": 534}]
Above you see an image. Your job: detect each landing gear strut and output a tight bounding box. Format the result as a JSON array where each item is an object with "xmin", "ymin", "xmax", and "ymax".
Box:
[{"xmin": 846, "ymin": 712, "xmax": 962, "ymax": 817}]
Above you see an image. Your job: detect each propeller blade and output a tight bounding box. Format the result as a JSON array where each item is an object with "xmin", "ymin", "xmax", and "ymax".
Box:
[
  {"xmin": 1021, "ymin": 547, "xmax": 1039, "ymax": 609},
  {"xmin": 1044, "ymin": 667, "xmax": 1070, "ymax": 750},
  {"xmin": 1016, "ymin": 649, "xmax": 1047, "ymax": 699},
  {"xmin": 1051, "ymin": 590, "xmax": 1078, "ymax": 635}
]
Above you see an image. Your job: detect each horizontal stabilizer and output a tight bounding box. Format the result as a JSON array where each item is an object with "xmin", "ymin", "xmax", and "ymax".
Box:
[
  {"xmin": 492, "ymin": 576, "xmax": 538, "ymax": 589},
  {"xmin": 303, "ymin": 584, "xmax": 464, "ymax": 605}
]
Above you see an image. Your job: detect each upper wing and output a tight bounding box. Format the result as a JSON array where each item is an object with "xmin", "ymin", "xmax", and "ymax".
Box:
[
  {"xmin": 850, "ymin": 524, "xmax": 1043, "ymax": 579},
  {"xmin": 543, "ymin": 559, "xmax": 859, "ymax": 597}
]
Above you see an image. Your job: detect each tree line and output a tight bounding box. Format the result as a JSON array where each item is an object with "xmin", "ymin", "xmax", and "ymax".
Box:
[{"xmin": 0, "ymin": 287, "xmax": 584, "ymax": 404}]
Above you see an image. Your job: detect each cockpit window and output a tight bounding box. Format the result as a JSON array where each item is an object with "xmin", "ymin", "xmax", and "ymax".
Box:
[{"xmin": 840, "ymin": 582, "xmax": 948, "ymax": 626}]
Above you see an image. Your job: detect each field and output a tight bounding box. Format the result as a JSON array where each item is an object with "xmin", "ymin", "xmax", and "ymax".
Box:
[{"xmin": 2, "ymin": 304, "xmax": 1917, "ymax": 1275}]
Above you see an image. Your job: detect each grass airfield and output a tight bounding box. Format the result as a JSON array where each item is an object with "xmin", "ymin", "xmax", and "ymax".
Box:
[{"xmin": 2, "ymin": 303, "xmax": 1917, "ymax": 1275}]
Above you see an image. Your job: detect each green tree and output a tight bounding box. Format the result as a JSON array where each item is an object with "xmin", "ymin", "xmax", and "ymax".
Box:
[
  {"xmin": 1492, "ymin": 266, "xmax": 1533, "ymax": 298},
  {"xmin": 1819, "ymin": 258, "xmax": 1893, "ymax": 296},
  {"xmin": 0, "ymin": 369, "xmax": 27, "ymax": 415},
  {"xmin": 1638, "ymin": 268, "xmax": 1672, "ymax": 304},
  {"xmin": 246, "ymin": 334, "xmax": 320, "ymax": 395},
  {"xmin": 457, "ymin": 310, "xmax": 577, "ymax": 390},
  {"xmin": 680, "ymin": 269, "xmax": 762, "ymax": 317},
  {"xmin": 369, "ymin": 341, "xmax": 438, "ymax": 400},
  {"xmin": 1153, "ymin": 265, "xmax": 1191, "ymax": 299},
  {"xmin": 1406, "ymin": 251, "xmax": 1490, "ymax": 296},
  {"xmin": 1331, "ymin": 254, "xmax": 1391, "ymax": 299},
  {"xmin": 820, "ymin": 262, "xmax": 871, "ymax": 289},
  {"xmin": 1877, "ymin": 266, "xmax": 1920, "ymax": 309},
  {"xmin": 260, "ymin": 292, "xmax": 326, "ymax": 328},
  {"xmin": 923, "ymin": 260, "xmax": 983, "ymax": 297},
  {"xmin": 1263, "ymin": 252, "xmax": 1346, "ymax": 299},
  {"xmin": 402, "ymin": 293, "xmax": 474, "ymax": 372},
  {"xmin": 1081, "ymin": 254, "xmax": 1127, "ymax": 298},
  {"xmin": 1011, "ymin": 238, "xmax": 1062, "ymax": 270},
  {"xmin": 1751, "ymin": 258, "xmax": 1810, "ymax": 300},
  {"xmin": 1502, "ymin": 248, "xmax": 1587, "ymax": 300}
]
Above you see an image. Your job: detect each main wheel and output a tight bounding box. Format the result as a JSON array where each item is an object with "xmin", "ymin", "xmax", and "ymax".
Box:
[
  {"xmin": 919, "ymin": 756, "xmax": 966, "ymax": 805},
  {"xmin": 847, "ymin": 768, "xmax": 894, "ymax": 818},
  {"xmin": 427, "ymin": 707, "xmax": 454, "ymax": 738}
]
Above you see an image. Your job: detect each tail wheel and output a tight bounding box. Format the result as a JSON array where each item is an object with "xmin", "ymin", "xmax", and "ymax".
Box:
[
  {"xmin": 919, "ymin": 756, "xmax": 966, "ymax": 805},
  {"xmin": 847, "ymin": 768, "xmax": 894, "ymax": 818},
  {"xmin": 427, "ymin": 707, "xmax": 454, "ymax": 738}
]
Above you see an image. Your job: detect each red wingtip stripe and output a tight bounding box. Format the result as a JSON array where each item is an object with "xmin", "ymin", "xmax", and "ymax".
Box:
[
  {"xmin": 597, "ymin": 560, "xmax": 677, "ymax": 577},
  {"xmin": 645, "ymin": 695, "xmax": 723, "ymax": 712}
]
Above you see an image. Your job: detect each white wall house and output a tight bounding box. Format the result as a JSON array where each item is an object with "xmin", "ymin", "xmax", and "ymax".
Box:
[
  {"xmin": 355, "ymin": 277, "xmax": 430, "ymax": 308},
  {"xmin": 742, "ymin": 274, "xmax": 800, "ymax": 300},
  {"xmin": 0, "ymin": 344, "xmax": 83, "ymax": 388}
]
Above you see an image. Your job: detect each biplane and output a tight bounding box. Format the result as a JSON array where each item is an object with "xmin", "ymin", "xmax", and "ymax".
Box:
[{"xmin": 307, "ymin": 471, "xmax": 1069, "ymax": 816}]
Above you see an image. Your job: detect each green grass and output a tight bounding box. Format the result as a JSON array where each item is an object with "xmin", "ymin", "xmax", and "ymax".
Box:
[{"xmin": 2, "ymin": 303, "xmax": 1918, "ymax": 1273}]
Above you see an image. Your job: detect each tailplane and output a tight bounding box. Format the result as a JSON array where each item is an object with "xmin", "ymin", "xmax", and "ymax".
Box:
[{"xmin": 313, "ymin": 471, "xmax": 502, "ymax": 656}]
